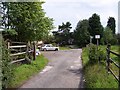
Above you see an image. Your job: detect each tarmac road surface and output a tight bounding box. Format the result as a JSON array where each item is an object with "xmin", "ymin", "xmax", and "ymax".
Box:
[{"xmin": 20, "ymin": 49, "xmax": 84, "ymax": 88}]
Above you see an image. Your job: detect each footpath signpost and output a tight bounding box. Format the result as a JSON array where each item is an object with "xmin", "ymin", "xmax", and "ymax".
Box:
[
  {"xmin": 95, "ymin": 35, "xmax": 100, "ymax": 70},
  {"xmin": 95, "ymin": 35, "xmax": 100, "ymax": 46}
]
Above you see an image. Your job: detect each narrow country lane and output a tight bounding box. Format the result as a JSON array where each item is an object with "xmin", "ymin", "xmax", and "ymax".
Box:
[{"xmin": 20, "ymin": 49, "xmax": 84, "ymax": 88}]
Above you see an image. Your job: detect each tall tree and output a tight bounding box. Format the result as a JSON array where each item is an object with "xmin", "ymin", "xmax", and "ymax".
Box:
[
  {"xmin": 58, "ymin": 22, "xmax": 72, "ymax": 32},
  {"xmin": 2, "ymin": 2, "xmax": 54, "ymax": 42},
  {"xmin": 57, "ymin": 22, "xmax": 72, "ymax": 45},
  {"xmin": 103, "ymin": 27, "xmax": 113, "ymax": 44},
  {"xmin": 107, "ymin": 17, "xmax": 116, "ymax": 34},
  {"xmin": 74, "ymin": 19, "xmax": 90, "ymax": 47},
  {"xmin": 88, "ymin": 13, "xmax": 103, "ymax": 44}
]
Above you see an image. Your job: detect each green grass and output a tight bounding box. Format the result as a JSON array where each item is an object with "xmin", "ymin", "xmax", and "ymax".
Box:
[
  {"xmin": 82, "ymin": 47, "xmax": 89, "ymax": 66},
  {"xmin": 82, "ymin": 45, "xmax": 119, "ymax": 88},
  {"xmin": 59, "ymin": 46, "xmax": 71, "ymax": 50},
  {"xmin": 9, "ymin": 54, "xmax": 48, "ymax": 88}
]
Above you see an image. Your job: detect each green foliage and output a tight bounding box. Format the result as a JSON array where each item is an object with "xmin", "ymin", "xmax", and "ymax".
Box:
[
  {"xmin": 5, "ymin": 29, "xmax": 18, "ymax": 36},
  {"xmin": 53, "ymin": 22, "xmax": 72, "ymax": 46},
  {"xmin": 81, "ymin": 47, "xmax": 89, "ymax": 66},
  {"xmin": 84, "ymin": 63, "xmax": 118, "ymax": 88},
  {"xmin": 88, "ymin": 44, "xmax": 106, "ymax": 64},
  {"xmin": 44, "ymin": 35, "xmax": 55, "ymax": 44},
  {"xmin": 74, "ymin": 19, "xmax": 90, "ymax": 47},
  {"xmin": 59, "ymin": 46, "xmax": 71, "ymax": 50},
  {"xmin": 9, "ymin": 54, "xmax": 48, "ymax": 88},
  {"xmin": 100, "ymin": 37, "xmax": 105, "ymax": 45},
  {"xmin": 2, "ymin": 39, "xmax": 13, "ymax": 88},
  {"xmin": 2, "ymin": 2, "xmax": 54, "ymax": 41},
  {"xmin": 103, "ymin": 27, "xmax": 113, "ymax": 44},
  {"xmin": 3, "ymin": 29, "xmax": 18, "ymax": 40},
  {"xmin": 58, "ymin": 22, "xmax": 72, "ymax": 33},
  {"xmin": 101, "ymin": 27, "xmax": 118, "ymax": 45},
  {"xmin": 82, "ymin": 46, "xmax": 118, "ymax": 88},
  {"xmin": 107, "ymin": 17, "xmax": 116, "ymax": 34},
  {"xmin": 110, "ymin": 35, "xmax": 118, "ymax": 45},
  {"xmin": 88, "ymin": 13, "xmax": 103, "ymax": 44},
  {"xmin": 98, "ymin": 47, "xmax": 106, "ymax": 61},
  {"xmin": 88, "ymin": 44, "xmax": 98, "ymax": 63},
  {"xmin": 116, "ymin": 34, "xmax": 120, "ymax": 44}
]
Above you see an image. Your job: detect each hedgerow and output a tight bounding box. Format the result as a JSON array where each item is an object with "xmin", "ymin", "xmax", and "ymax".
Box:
[{"xmin": 2, "ymin": 39, "xmax": 13, "ymax": 89}]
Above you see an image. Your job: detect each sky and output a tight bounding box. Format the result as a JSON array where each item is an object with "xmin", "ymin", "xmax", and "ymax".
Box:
[{"xmin": 43, "ymin": 0, "xmax": 119, "ymax": 33}]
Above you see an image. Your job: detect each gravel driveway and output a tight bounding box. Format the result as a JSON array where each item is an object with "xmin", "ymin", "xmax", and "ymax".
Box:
[{"xmin": 20, "ymin": 49, "xmax": 84, "ymax": 88}]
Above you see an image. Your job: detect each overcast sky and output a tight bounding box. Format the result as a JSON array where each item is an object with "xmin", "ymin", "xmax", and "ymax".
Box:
[{"xmin": 43, "ymin": 0, "xmax": 119, "ymax": 33}]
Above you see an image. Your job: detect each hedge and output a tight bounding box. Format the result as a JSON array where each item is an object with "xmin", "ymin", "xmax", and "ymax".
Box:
[{"xmin": 2, "ymin": 38, "xmax": 13, "ymax": 89}]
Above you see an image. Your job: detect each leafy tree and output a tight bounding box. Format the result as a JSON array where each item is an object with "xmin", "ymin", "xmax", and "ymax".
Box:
[
  {"xmin": 43, "ymin": 34, "xmax": 55, "ymax": 44},
  {"xmin": 74, "ymin": 19, "xmax": 90, "ymax": 47},
  {"xmin": 58, "ymin": 22, "xmax": 72, "ymax": 33},
  {"xmin": 107, "ymin": 17, "xmax": 116, "ymax": 34},
  {"xmin": 54, "ymin": 22, "xmax": 72, "ymax": 45},
  {"xmin": 52, "ymin": 31, "xmax": 64, "ymax": 45},
  {"xmin": 88, "ymin": 13, "xmax": 103, "ymax": 44},
  {"xmin": 103, "ymin": 27, "xmax": 113, "ymax": 44},
  {"xmin": 116, "ymin": 34, "xmax": 120, "ymax": 44},
  {"xmin": 101, "ymin": 27, "xmax": 117, "ymax": 45},
  {"xmin": 2, "ymin": 2, "xmax": 54, "ymax": 42}
]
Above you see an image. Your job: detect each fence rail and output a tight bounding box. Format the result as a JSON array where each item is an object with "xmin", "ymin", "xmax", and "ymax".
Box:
[
  {"xmin": 9, "ymin": 45, "xmax": 27, "ymax": 48},
  {"xmin": 10, "ymin": 58, "xmax": 26, "ymax": 64},
  {"xmin": 11, "ymin": 42, "xmax": 27, "ymax": 44},
  {"xmin": 10, "ymin": 52, "xmax": 26, "ymax": 57},
  {"xmin": 106, "ymin": 44, "xmax": 120, "ymax": 87}
]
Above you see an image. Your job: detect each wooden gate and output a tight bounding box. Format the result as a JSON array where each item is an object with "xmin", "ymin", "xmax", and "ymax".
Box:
[{"xmin": 7, "ymin": 41, "xmax": 36, "ymax": 64}]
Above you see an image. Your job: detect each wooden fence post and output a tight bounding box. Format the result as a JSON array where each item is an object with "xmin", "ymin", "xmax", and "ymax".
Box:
[
  {"xmin": 26, "ymin": 42, "xmax": 29, "ymax": 57},
  {"xmin": 33, "ymin": 41, "xmax": 36, "ymax": 60},
  {"xmin": 7, "ymin": 41, "xmax": 10, "ymax": 49},
  {"xmin": 27, "ymin": 42, "xmax": 31, "ymax": 59},
  {"xmin": 107, "ymin": 44, "xmax": 111, "ymax": 73}
]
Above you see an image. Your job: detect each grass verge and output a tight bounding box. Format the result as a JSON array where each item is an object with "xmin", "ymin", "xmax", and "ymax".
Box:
[
  {"xmin": 9, "ymin": 54, "xmax": 48, "ymax": 88},
  {"xmin": 59, "ymin": 46, "xmax": 71, "ymax": 50},
  {"xmin": 82, "ymin": 45, "xmax": 119, "ymax": 88}
]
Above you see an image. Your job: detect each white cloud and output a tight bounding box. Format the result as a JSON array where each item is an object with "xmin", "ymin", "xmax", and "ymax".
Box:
[
  {"xmin": 44, "ymin": 0, "xmax": 119, "ymax": 4},
  {"xmin": 43, "ymin": 0, "xmax": 119, "ymax": 33}
]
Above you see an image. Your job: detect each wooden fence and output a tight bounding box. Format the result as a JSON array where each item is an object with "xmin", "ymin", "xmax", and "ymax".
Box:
[
  {"xmin": 106, "ymin": 44, "xmax": 120, "ymax": 87},
  {"xmin": 7, "ymin": 41, "xmax": 36, "ymax": 64}
]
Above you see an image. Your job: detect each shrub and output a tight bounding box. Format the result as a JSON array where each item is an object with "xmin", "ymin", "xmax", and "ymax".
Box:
[
  {"xmin": 2, "ymin": 39, "xmax": 13, "ymax": 88},
  {"xmin": 100, "ymin": 37, "xmax": 105, "ymax": 45},
  {"xmin": 88, "ymin": 44, "xmax": 98, "ymax": 63},
  {"xmin": 88, "ymin": 44, "xmax": 106, "ymax": 64},
  {"xmin": 110, "ymin": 35, "xmax": 118, "ymax": 45},
  {"xmin": 98, "ymin": 48, "xmax": 106, "ymax": 61}
]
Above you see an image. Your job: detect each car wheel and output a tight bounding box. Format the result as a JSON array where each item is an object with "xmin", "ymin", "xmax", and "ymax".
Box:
[
  {"xmin": 55, "ymin": 49, "xmax": 58, "ymax": 51},
  {"xmin": 43, "ymin": 49, "xmax": 47, "ymax": 51}
]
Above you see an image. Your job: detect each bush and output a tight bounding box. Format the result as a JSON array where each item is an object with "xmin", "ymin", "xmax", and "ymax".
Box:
[
  {"xmin": 110, "ymin": 35, "xmax": 118, "ymax": 45},
  {"xmin": 2, "ymin": 39, "xmax": 13, "ymax": 88},
  {"xmin": 98, "ymin": 48, "xmax": 106, "ymax": 61},
  {"xmin": 88, "ymin": 44, "xmax": 106, "ymax": 64},
  {"xmin": 82, "ymin": 46, "xmax": 118, "ymax": 88},
  {"xmin": 100, "ymin": 38, "xmax": 105, "ymax": 45},
  {"xmin": 88, "ymin": 44, "xmax": 98, "ymax": 63}
]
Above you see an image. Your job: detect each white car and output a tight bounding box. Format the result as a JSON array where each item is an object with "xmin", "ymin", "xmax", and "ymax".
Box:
[{"xmin": 41, "ymin": 44, "xmax": 59, "ymax": 51}]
